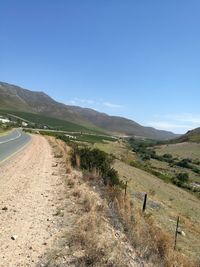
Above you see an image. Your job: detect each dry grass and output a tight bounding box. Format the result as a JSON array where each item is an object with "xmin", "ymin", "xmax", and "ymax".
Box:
[
  {"xmin": 44, "ymin": 137, "xmax": 143, "ymax": 267},
  {"xmin": 106, "ymin": 186, "xmax": 198, "ymax": 267},
  {"xmin": 155, "ymin": 142, "xmax": 200, "ymax": 160},
  {"xmin": 67, "ymin": 183, "xmax": 137, "ymax": 267},
  {"xmin": 67, "ymin": 178, "xmax": 75, "ymax": 188},
  {"xmin": 69, "ymin": 213, "xmax": 127, "ymax": 267},
  {"xmin": 114, "ymin": 159, "xmax": 200, "ymax": 261},
  {"xmin": 45, "ymin": 136, "xmax": 200, "ymax": 267},
  {"xmin": 94, "ymin": 141, "xmax": 136, "ymax": 164}
]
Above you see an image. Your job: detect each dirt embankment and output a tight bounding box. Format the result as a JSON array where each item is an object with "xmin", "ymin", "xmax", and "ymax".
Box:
[{"xmin": 0, "ymin": 135, "xmax": 66, "ymax": 267}]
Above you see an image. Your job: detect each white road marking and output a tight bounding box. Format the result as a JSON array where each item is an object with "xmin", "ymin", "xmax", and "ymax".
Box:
[{"xmin": 0, "ymin": 129, "xmax": 22, "ymax": 144}]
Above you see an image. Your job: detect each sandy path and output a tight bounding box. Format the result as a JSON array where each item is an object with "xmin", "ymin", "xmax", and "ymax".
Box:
[{"xmin": 0, "ymin": 135, "xmax": 64, "ymax": 267}]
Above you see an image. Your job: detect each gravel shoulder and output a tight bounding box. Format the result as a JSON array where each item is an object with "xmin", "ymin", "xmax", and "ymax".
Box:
[{"xmin": 0, "ymin": 135, "xmax": 65, "ymax": 267}]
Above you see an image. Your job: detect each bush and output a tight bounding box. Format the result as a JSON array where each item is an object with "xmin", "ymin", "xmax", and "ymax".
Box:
[
  {"xmin": 176, "ymin": 172, "xmax": 189, "ymax": 183},
  {"xmin": 191, "ymin": 166, "xmax": 200, "ymax": 174},
  {"xmin": 71, "ymin": 147, "xmax": 123, "ymax": 187},
  {"xmin": 105, "ymin": 168, "xmax": 120, "ymax": 186},
  {"xmin": 172, "ymin": 177, "xmax": 184, "ymax": 187},
  {"xmin": 177, "ymin": 159, "xmax": 190, "ymax": 168},
  {"xmin": 163, "ymin": 153, "xmax": 173, "ymax": 159}
]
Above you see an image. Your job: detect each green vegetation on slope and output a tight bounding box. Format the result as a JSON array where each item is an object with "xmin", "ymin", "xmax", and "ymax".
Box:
[
  {"xmin": 72, "ymin": 133, "xmax": 117, "ymax": 143},
  {"xmin": 89, "ymin": 139, "xmax": 200, "ymax": 260},
  {"xmin": 0, "ymin": 110, "xmax": 106, "ymax": 134},
  {"xmin": 175, "ymin": 127, "xmax": 200, "ymax": 143},
  {"xmin": 32, "ymin": 130, "xmax": 117, "ymax": 145},
  {"xmin": 128, "ymin": 138, "xmax": 200, "ymax": 196},
  {"xmin": 71, "ymin": 146, "xmax": 125, "ymax": 187}
]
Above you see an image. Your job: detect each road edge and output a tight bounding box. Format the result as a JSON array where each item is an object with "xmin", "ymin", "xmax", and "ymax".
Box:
[{"xmin": 0, "ymin": 134, "xmax": 32, "ymax": 166}]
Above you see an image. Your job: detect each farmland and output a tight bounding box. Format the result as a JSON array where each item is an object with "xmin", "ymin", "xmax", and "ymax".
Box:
[
  {"xmin": 0, "ymin": 110, "xmax": 105, "ymax": 134},
  {"xmin": 72, "ymin": 133, "xmax": 117, "ymax": 144}
]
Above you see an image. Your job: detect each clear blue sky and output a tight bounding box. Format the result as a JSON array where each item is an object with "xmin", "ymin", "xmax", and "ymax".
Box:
[{"xmin": 1, "ymin": 0, "xmax": 200, "ymax": 134}]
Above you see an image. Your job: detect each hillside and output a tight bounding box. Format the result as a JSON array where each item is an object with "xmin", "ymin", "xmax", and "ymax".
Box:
[
  {"xmin": 0, "ymin": 81, "xmax": 178, "ymax": 140},
  {"xmin": 175, "ymin": 127, "xmax": 200, "ymax": 143}
]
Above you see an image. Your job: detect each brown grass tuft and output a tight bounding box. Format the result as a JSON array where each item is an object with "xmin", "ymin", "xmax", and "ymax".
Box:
[{"xmin": 72, "ymin": 189, "xmax": 82, "ymax": 198}]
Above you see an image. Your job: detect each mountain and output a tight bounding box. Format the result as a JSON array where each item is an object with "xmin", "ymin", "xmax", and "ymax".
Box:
[
  {"xmin": 175, "ymin": 127, "xmax": 200, "ymax": 143},
  {"xmin": 0, "ymin": 81, "xmax": 178, "ymax": 140}
]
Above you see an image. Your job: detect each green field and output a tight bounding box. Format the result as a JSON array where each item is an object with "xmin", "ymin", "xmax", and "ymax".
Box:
[
  {"xmin": 32, "ymin": 129, "xmax": 117, "ymax": 145},
  {"xmin": 73, "ymin": 133, "xmax": 117, "ymax": 144}
]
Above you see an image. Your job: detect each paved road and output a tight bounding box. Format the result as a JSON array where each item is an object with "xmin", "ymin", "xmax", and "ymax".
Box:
[{"xmin": 0, "ymin": 129, "xmax": 31, "ymax": 163}]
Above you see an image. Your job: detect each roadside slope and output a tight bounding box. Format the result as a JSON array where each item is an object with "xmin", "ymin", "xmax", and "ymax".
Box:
[{"xmin": 0, "ymin": 135, "xmax": 65, "ymax": 267}]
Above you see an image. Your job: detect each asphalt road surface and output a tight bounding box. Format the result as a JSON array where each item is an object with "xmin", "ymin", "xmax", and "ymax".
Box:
[{"xmin": 0, "ymin": 129, "xmax": 31, "ymax": 163}]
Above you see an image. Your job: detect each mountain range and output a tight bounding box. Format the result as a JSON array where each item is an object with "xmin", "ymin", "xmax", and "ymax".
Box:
[{"xmin": 0, "ymin": 81, "xmax": 179, "ymax": 140}]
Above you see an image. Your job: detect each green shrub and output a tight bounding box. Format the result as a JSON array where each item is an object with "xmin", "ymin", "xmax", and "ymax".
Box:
[
  {"xmin": 71, "ymin": 147, "xmax": 123, "ymax": 187},
  {"xmin": 177, "ymin": 159, "xmax": 190, "ymax": 168},
  {"xmin": 163, "ymin": 153, "xmax": 173, "ymax": 159},
  {"xmin": 176, "ymin": 172, "xmax": 189, "ymax": 183}
]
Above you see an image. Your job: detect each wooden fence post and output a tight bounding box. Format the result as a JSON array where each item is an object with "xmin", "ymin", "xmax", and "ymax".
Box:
[
  {"xmin": 124, "ymin": 181, "xmax": 128, "ymax": 197},
  {"xmin": 174, "ymin": 216, "xmax": 180, "ymax": 250},
  {"xmin": 142, "ymin": 193, "xmax": 147, "ymax": 212}
]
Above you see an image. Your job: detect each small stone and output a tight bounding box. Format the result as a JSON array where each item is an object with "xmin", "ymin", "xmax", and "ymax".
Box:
[
  {"xmin": 11, "ymin": 235, "xmax": 18, "ymax": 240},
  {"xmin": 52, "ymin": 163, "xmax": 58, "ymax": 167},
  {"xmin": 2, "ymin": 206, "xmax": 8, "ymax": 211},
  {"xmin": 181, "ymin": 231, "xmax": 186, "ymax": 237},
  {"xmin": 42, "ymin": 242, "xmax": 47, "ymax": 246}
]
